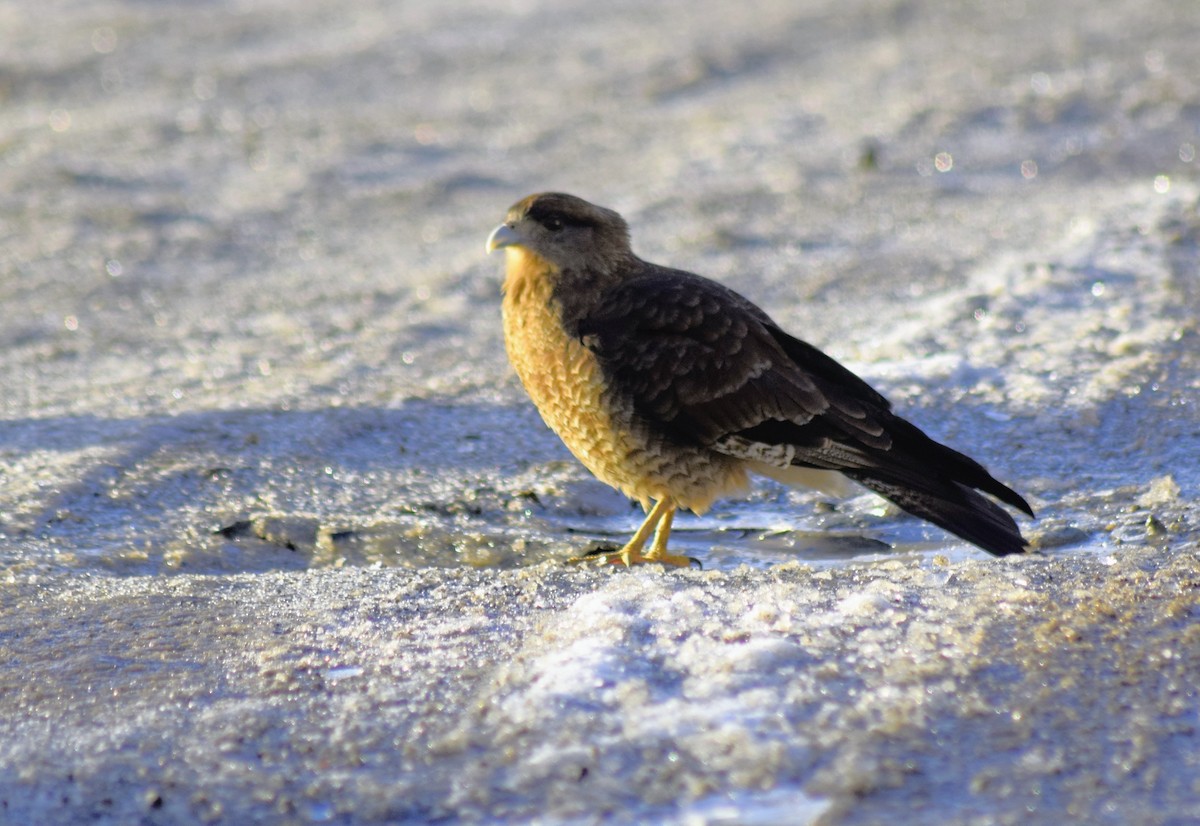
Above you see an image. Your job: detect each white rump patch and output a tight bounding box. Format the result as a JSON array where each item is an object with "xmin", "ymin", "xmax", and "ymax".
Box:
[
  {"xmin": 714, "ymin": 435, "xmax": 857, "ymax": 497},
  {"xmin": 746, "ymin": 461, "xmax": 856, "ymax": 498}
]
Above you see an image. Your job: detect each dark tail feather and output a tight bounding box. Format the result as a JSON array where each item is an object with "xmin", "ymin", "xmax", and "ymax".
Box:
[
  {"xmin": 885, "ymin": 416, "xmax": 1035, "ymax": 518},
  {"xmin": 847, "ymin": 474, "xmax": 1030, "ymax": 556}
]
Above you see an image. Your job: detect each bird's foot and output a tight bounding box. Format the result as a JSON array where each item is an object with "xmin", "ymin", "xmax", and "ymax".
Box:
[{"xmin": 569, "ymin": 545, "xmax": 701, "ymax": 569}]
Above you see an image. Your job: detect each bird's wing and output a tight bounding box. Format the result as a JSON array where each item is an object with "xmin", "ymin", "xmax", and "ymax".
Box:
[
  {"xmin": 576, "ymin": 269, "xmax": 892, "ymax": 452},
  {"xmin": 577, "ymin": 269, "xmax": 896, "ymax": 457},
  {"xmin": 578, "ymin": 269, "xmax": 1033, "ymax": 556}
]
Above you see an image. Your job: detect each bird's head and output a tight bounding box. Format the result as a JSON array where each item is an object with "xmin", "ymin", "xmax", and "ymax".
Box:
[{"xmin": 486, "ymin": 192, "xmax": 633, "ymax": 276}]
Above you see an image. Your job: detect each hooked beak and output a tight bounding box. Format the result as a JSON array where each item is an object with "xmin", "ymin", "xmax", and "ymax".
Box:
[{"xmin": 486, "ymin": 223, "xmax": 521, "ymax": 254}]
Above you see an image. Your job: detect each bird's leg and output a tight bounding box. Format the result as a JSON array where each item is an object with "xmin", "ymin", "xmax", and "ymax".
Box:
[
  {"xmin": 570, "ymin": 499, "xmax": 666, "ymax": 565},
  {"xmin": 640, "ymin": 504, "xmax": 698, "ymax": 568},
  {"xmin": 572, "ymin": 499, "xmax": 697, "ymax": 568}
]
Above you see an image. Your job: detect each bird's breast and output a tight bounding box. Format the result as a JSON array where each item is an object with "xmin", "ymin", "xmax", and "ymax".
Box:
[
  {"xmin": 501, "ymin": 253, "xmax": 626, "ymax": 479},
  {"xmin": 500, "ymin": 251, "xmax": 746, "ymax": 511}
]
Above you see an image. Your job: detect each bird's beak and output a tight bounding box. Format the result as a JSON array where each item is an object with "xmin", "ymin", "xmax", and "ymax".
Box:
[{"xmin": 486, "ymin": 223, "xmax": 521, "ymax": 254}]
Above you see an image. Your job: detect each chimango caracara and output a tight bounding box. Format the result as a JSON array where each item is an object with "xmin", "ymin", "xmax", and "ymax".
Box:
[{"xmin": 486, "ymin": 192, "xmax": 1033, "ymax": 567}]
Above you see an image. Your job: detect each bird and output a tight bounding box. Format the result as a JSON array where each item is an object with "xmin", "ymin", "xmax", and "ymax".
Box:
[{"xmin": 486, "ymin": 192, "xmax": 1034, "ymax": 567}]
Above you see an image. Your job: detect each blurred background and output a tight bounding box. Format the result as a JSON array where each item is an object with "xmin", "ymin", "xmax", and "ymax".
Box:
[{"xmin": 1, "ymin": 1, "xmax": 1198, "ymax": 822}]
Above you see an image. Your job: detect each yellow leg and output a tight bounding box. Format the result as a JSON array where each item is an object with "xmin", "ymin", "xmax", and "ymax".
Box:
[
  {"xmin": 571, "ymin": 499, "xmax": 697, "ymax": 568},
  {"xmin": 643, "ymin": 505, "xmax": 691, "ymax": 567}
]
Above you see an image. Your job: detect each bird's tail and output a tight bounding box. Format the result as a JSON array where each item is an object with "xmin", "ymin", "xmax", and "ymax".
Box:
[{"xmin": 846, "ymin": 473, "xmax": 1029, "ymax": 556}]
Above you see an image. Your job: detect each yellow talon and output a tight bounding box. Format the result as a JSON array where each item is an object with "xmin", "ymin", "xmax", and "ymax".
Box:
[{"xmin": 568, "ymin": 500, "xmax": 699, "ymax": 568}]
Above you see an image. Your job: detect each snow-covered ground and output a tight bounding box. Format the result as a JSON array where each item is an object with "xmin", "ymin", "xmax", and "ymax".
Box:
[{"xmin": 1, "ymin": 0, "xmax": 1198, "ymax": 822}]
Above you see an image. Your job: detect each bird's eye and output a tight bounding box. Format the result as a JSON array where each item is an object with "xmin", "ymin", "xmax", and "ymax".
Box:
[{"xmin": 545, "ymin": 217, "xmax": 564, "ymax": 232}]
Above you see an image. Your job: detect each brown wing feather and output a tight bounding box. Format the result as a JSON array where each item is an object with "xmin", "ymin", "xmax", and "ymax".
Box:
[
  {"xmin": 576, "ymin": 268, "xmax": 893, "ymax": 450},
  {"xmin": 575, "ymin": 268, "xmax": 884, "ymax": 447}
]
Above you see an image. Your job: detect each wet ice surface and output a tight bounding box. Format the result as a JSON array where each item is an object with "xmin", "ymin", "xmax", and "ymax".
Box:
[{"xmin": 2, "ymin": 0, "xmax": 1199, "ymax": 822}]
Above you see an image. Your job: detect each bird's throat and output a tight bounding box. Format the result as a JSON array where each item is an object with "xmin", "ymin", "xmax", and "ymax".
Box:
[{"xmin": 500, "ymin": 247, "xmax": 555, "ymax": 303}]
